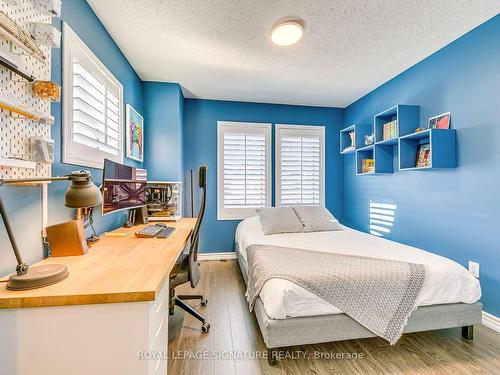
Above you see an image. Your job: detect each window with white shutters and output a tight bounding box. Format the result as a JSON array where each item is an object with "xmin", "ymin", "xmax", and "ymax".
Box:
[
  {"xmin": 217, "ymin": 121, "xmax": 271, "ymax": 220},
  {"xmin": 276, "ymin": 125, "xmax": 325, "ymax": 207},
  {"xmin": 63, "ymin": 23, "xmax": 124, "ymax": 169}
]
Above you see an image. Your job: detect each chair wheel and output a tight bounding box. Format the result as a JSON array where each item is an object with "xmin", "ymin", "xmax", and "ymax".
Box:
[
  {"xmin": 201, "ymin": 322, "xmax": 210, "ymax": 333},
  {"xmin": 200, "ymin": 298, "xmax": 208, "ymax": 307}
]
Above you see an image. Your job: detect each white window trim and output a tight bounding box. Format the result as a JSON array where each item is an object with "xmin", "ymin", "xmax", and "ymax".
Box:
[
  {"xmin": 217, "ymin": 121, "xmax": 272, "ymax": 220},
  {"xmin": 62, "ymin": 22, "xmax": 124, "ymax": 169},
  {"xmin": 275, "ymin": 124, "xmax": 326, "ymax": 207}
]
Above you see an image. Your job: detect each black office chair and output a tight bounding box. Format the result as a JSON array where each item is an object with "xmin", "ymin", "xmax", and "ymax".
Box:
[{"xmin": 169, "ymin": 165, "xmax": 210, "ymax": 333}]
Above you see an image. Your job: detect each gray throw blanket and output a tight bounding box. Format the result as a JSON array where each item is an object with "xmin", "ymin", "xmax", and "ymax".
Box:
[{"xmin": 245, "ymin": 244, "xmax": 426, "ymax": 344}]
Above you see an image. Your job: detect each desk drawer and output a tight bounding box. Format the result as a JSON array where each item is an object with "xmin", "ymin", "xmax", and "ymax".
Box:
[
  {"xmin": 148, "ymin": 292, "xmax": 168, "ymax": 375},
  {"xmin": 149, "ymin": 279, "xmax": 169, "ymax": 336}
]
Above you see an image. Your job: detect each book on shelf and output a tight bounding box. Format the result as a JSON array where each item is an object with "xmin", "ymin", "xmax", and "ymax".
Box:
[
  {"xmin": 361, "ymin": 159, "xmax": 374, "ymax": 173},
  {"xmin": 416, "ymin": 144, "xmax": 431, "ymax": 168},
  {"xmin": 383, "ymin": 120, "xmax": 397, "ymax": 140}
]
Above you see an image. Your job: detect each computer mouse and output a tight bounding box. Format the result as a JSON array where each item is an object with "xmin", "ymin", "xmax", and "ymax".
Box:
[{"xmin": 156, "ymin": 223, "xmax": 167, "ymax": 228}]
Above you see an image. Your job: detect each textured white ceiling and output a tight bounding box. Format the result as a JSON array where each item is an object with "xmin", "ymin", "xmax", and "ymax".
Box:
[{"xmin": 87, "ymin": 0, "xmax": 500, "ymax": 107}]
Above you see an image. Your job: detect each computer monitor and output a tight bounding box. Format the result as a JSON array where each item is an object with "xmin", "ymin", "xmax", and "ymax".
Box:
[{"xmin": 102, "ymin": 159, "xmax": 147, "ymax": 215}]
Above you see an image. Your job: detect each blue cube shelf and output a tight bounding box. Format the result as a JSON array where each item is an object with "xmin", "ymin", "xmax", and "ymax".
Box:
[
  {"xmin": 374, "ymin": 143, "xmax": 395, "ymax": 173},
  {"xmin": 374, "ymin": 104, "xmax": 420, "ymax": 143},
  {"xmin": 340, "ymin": 124, "xmax": 373, "ymax": 154},
  {"xmin": 340, "ymin": 104, "xmax": 456, "ymax": 175},
  {"xmin": 356, "ymin": 145, "xmax": 375, "ymax": 175},
  {"xmin": 399, "ymin": 129, "xmax": 456, "ymax": 170},
  {"xmin": 355, "ymin": 124, "xmax": 374, "ymax": 150}
]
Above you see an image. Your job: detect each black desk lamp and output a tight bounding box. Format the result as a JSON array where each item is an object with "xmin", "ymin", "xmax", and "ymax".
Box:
[{"xmin": 0, "ymin": 171, "xmax": 102, "ymax": 291}]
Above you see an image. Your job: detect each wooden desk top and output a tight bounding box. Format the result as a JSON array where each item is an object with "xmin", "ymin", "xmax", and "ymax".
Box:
[{"xmin": 0, "ymin": 218, "xmax": 197, "ymax": 309}]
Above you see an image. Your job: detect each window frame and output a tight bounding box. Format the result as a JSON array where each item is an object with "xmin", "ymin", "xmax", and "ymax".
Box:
[
  {"xmin": 217, "ymin": 121, "xmax": 272, "ymax": 220},
  {"xmin": 275, "ymin": 124, "xmax": 326, "ymax": 207},
  {"xmin": 62, "ymin": 22, "xmax": 124, "ymax": 169}
]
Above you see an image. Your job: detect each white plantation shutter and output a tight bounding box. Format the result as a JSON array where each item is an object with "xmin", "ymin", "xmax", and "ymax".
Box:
[
  {"xmin": 276, "ymin": 125, "xmax": 325, "ymax": 206},
  {"xmin": 218, "ymin": 122, "xmax": 271, "ymax": 219},
  {"xmin": 63, "ymin": 23, "xmax": 123, "ymax": 168}
]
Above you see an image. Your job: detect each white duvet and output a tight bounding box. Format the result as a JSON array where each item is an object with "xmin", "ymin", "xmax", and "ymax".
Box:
[{"xmin": 236, "ymin": 216, "xmax": 481, "ymax": 320}]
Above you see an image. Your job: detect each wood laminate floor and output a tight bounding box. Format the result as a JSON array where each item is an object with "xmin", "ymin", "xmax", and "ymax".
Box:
[{"xmin": 168, "ymin": 260, "xmax": 500, "ymax": 374}]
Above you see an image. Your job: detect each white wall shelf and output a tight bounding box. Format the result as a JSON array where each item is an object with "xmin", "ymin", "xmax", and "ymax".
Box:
[
  {"xmin": 0, "ymin": 157, "xmax": 36, "ymax": 169},
  {"xmin": 0, "ymin": 96, "xmax": 54, "ymax": 124}
]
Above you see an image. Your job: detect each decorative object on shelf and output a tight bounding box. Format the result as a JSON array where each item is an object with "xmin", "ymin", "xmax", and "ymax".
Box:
[
  {"xmin": 0, "ymin": 170, "xmax": 102, "ymax": 291},
  {"xmin": 346, "ymin": 130, "xmax": 355, "ymax": 152},
  {"xmin": 365, "ymin": 134, "xmax": 374, "ymax": 145},
  {"xmin": 416, "ymin": 143, "xmax": 431, "ymax": 168},
  {"xmin": 0, "ymin": 10, "xmax": 46, "ymax": 62},
  {"xmin": 383, "ymin": 120, "xmax": 398, "ymax": 140},
  {"xmin": 415, "ymin": 127, "xmax": 425, "ymax": 133},
  {"xmin": 361, "ymin": 159, "xmax": 374, "ymax": 173},
  {"xmin": 429, "ymin": 112, "xmax": 451, "ymax": 129},
  {"xmin": 30, "ymin": 136, "xmax": 55, "ymax": 163},
  {"xmin": 126, "ymin": 104, "xmax": 144, "ymax": 162},
  {"xmin": 33, "ymin": 0, "xmax": 61, "ymax": 17},
  {"xmin": 0, "ymin": 94, "xmax": 54, "ymax": 124},
  {"xmin": 31, "ymin": 22, "xmax": 61, "ymax": 48},
  {"xmin": 349, "ymin": 130, "xmax": 355, "ymax": 147},
  {"xmin": 342, "ymin": 130, "xmax": 355, "ymax": 153},
  {"xmin": 33, "ymin": 80, "xmax": 60, "ymax": 101},
  {"xmin": 146, "ymin": 181, "xmax": 182, "ymax": 221},
  {"xmin": 0, "ymin": 48, "xmax": 36, "ymax": 82}
]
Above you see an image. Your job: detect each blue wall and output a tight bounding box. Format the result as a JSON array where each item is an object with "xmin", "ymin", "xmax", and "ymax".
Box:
[
  {"xmin": 183, "ymin": 99, "xmax": 344, "ymax": 253},
  {"xmin": 143, "ymin": 82, "xmax": 184, "ymax": 181},
  {"xmin": 0, "ymin": 0, "xmax": 144, "ymax": 276},
  {"xmin": 343, "ymin": 15, "xmax": 500, "ymax": 316}
]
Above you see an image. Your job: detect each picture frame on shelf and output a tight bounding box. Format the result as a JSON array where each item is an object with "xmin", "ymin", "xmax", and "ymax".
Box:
[
  {"xmin": 126, "ymin": 104, "xmax": 144, "ymax": 162},
  {"xmin": 416, "ymin": 143, "xmax": 431, "ymax": 168},
  {"xmin": 429, "ymin": 112, "xmax": 451, "ymax": 129}
]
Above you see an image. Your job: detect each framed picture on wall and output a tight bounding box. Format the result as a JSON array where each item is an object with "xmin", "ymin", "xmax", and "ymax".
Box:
[
  {"xmin": 126, "ymin": 104, "xmax": 144, "ymax": 162},
  {"xmin": 428, "ymin": 112, "xmax": 451, "ymax": 129}
]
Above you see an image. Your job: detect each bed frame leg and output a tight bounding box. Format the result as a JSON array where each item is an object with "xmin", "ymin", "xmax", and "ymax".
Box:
[
  {"xmin": 462, "ymin": 325, "xmax": 474, "ymax": 340},
  {"xmin": 267, "ymin": 349, "xmax": 278, "ymax": 366}
]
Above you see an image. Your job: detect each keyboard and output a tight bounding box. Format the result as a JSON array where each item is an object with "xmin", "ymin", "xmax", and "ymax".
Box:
[
  {"xmin": 156, "ymin": 227, "xmax": 175, "ymax": 239},
  {"xmin": 134, "ymin": 225, "xmax": 165, "ymax": 238}
]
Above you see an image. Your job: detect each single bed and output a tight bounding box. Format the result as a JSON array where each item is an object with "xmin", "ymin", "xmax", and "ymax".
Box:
[{"xmin": 235, "ymin": 216, "xmax": 482, "ymax": 365}]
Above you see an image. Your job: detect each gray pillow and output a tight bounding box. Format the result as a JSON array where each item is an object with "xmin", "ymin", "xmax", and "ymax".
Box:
[
  {"xmin": 292, "ymin": 206, "xmax": 343, "ymax": 232},
  {"xmin": 257, "ymin": 207, "xmax": 304, "ymax": 235}
]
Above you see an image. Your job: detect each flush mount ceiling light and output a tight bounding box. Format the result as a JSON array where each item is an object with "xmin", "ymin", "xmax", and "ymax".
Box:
[{"xmin": 271, "ymin": 19, "xmax": 304, "ymax": 46}]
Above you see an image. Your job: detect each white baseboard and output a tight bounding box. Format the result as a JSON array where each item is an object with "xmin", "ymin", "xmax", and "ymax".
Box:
[
  {"xmin": 482, "ymin": 311, "xmax": 500, "ymax": 332},
  {"xmin": 198, "ymin": 252, "xmax": 237, "ymax": 261}
]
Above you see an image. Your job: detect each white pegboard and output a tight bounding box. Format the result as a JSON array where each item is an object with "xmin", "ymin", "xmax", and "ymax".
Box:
[{"xmin": 0, "ymin": 0, "xmax": 52, "ymax": 179}]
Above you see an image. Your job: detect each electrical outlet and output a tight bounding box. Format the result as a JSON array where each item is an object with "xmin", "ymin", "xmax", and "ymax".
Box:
[{"xmin": 468, "ymin": 261, "xmax": 480, "ymax": 278}]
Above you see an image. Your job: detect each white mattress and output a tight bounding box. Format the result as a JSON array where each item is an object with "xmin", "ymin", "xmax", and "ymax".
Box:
[{"xmin": 236, "ymin": 216, "xmax": 481, "ymax": 320}]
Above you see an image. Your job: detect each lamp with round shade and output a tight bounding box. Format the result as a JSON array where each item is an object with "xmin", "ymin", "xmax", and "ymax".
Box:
[{"xmin": 0, "ymin": 170, "xmax": 102, "ymax": 291}]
